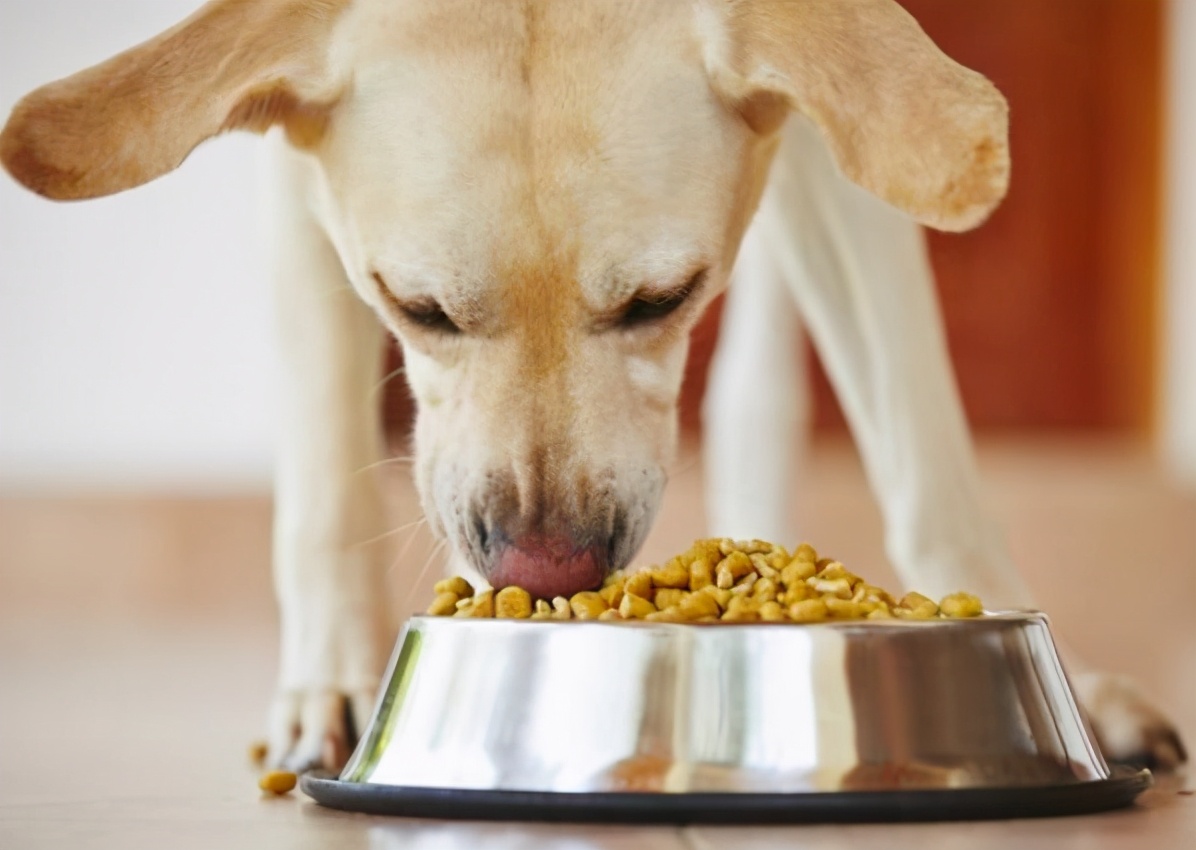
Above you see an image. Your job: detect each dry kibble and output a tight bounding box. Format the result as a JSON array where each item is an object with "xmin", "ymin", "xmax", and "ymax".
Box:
[
  {"xmin": 434, "ymin": 576, "xmax": 474, "ymax": 598},
  {"xmin": 701, "ymin": 585, "xmax": 734, "ymax": 611},
  {"xmin": 721, "ymin": 551, "xmax": 756, "ymax": 581},
  {"xmin": 752, "ymin": 577, "xmax": 778, "ymax": 603},
  {"xmin": 897, "ymin": 591, "xmax": 939, "ymax": 619},
  {"xmin": 781, "ymin": 559, "xmax": 817, "ymax": 587},
  {"xmin": 826, "ymin": 598, "xmax": 866, "ymax": 619},
  {"xmin": 759, "ymin": 600, "xmax": 786, "ymax": 621},
  {"xmin": 940, "ymin": 592, "xmax": 984, "ymax": 618},
  {"xmin": 424, "ymin": 539, "xmax": 985, "ymax": 625},
  {"xmin": 678, "ymin": 591, "xmax": 721, "ymax": 619},
  {"xmin": 620, "ymin": 592, "xmax": 657, "ymax": 619},
  {"xmin": 654, "ymin": 588, "xmax": 689, "ymax": 611},
  {"xmin": 495, "ymin": 586, "xmax": 532, "ymax": 619},
  {"xmin": 716, "ymin": 564, "xmax": 735, "ymax": 590},
  {"xmin": 551, "ymin": 596, "xmax": 573, "ymax": 620},
  {"xmin": 570, "ymin": 591, "xmax": 609, "ymax": 619},
  {"xmin": 789, "ymin": 598, "xmax": 829, "ymax": 622},
  {"xmin": 690, "ymin": 557, "xmax": 714, "ymax": 591},
  {"xmin": 730, "ymin": 573, "xmax": 758, "ymax": 595},
  {"xmin": 808, "ymin": 577, "xmax": 853, "ymax": 599},
  {"xmin": 624, "ymin": 571, "xmax": 653, "ymax": 600},
  {"xmin": 259, "ymin": 770, "xmax": 298, "ymax": 795},
  {"xmin": 472, "ymin": 589, "xmax": 495, "ymax": 617},
  {"xmin": 248, "ymin": 740, "xmax": 268, "ymax": 767},
  {"xmin": 651, "ymin": 560, "xmax": 690, "ymax": 589},
  {"xmin": 818, "ymin": 562, "xmax": 860, "ymax": 586},
  {"xmin": 599, "ymin": 582, "xmax": 625, "ymax": 609},
  {"xmin": 426, "ymin": 591, "xmax": 460, "ymax": 616}
]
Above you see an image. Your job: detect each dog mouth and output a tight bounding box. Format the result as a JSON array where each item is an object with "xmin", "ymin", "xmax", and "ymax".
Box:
[{"xmin": 447, "ymin": 496, "xmax": 655, "ymax": 599}]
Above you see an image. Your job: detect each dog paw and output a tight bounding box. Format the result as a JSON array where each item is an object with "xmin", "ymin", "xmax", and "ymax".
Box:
[
  {"xmin": 265, "ymin": 686, "xmax": 379, "ymax": 773},
  {"xmin": 1073, "ymin": 672, "xmax": 1188, "ymax": 773}
]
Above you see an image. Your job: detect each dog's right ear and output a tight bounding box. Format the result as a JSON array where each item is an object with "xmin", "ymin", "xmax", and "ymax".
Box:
[{"xmin": 0, "ymin": 0, "xmax": 351, "ymax": 201}]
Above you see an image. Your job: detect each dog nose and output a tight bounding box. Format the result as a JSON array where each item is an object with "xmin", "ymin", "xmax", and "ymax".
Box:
[{"xmin": 487, "ymin": 534, "xmax": 610, "ymax": 599}]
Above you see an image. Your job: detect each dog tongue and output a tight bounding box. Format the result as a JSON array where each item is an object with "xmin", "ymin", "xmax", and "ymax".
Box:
[{"xmin": 489, "ymin": 537, "xmax": 606, "ymax": 599}]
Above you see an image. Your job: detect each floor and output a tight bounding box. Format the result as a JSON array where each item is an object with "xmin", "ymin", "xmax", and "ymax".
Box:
[{"xmin": 1, "ymin": 436, "xmax": 1193, "ymax": 849}]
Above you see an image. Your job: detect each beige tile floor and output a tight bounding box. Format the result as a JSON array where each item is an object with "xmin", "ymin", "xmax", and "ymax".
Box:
[{"xmin": 1, "ymin": 436, "xmax": 1193, "ymax": 849}]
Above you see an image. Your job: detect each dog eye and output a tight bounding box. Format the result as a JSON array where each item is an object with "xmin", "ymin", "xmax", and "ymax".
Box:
[
  {"xmin": 398, "ymin": 300, "xmax": 461, "ymax": 334},
  {"xmin": 620, "ymin": 271, "xmax": 706, "ymax": 328}
]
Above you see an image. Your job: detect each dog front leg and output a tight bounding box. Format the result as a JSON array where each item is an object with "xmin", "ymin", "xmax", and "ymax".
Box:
[
  {"xmin": 759, "ymin": 117, "xmax": 1034, "ymax": 609},
  {"xmin": 264, "ymin": 138, "xmax": 391, "ymax": 771},
  {"xmin": 703, "ymin": 215, "xmax": 809, "ymax": 544},
  {"xmin": 760, "ymin": 117, "xmax": 1185, "ymax": 771}
]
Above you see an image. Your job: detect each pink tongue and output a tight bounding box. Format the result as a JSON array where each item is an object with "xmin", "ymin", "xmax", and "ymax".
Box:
[{"xmin": 489, "ymin": 537, "xmax": 606, "ymax": 599}]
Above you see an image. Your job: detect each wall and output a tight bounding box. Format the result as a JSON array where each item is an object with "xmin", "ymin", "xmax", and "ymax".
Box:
[{"xmin": 0, "ymin": 1, "xmax": 276, "ymax": 492}]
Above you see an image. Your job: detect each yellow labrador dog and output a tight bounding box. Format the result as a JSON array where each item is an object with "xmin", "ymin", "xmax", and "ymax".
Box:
[{"xmin": 2, "ymin": 0, "xmax": 1184, "ymax": 773}]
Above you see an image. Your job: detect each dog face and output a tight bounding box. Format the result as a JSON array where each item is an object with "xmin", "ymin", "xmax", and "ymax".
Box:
[
  {"xmin": 310, "ymin": 1, "xmax": 776, "ymax": 596},
  {"xmin": 0, "ymin": 0, "xmax": 1010, "ymax": 597}
]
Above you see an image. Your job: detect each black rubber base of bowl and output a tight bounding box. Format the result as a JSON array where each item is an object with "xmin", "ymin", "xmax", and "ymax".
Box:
[{"xmin": 300, "ymin": 766, "xmax": 1151, "ymax": 824}]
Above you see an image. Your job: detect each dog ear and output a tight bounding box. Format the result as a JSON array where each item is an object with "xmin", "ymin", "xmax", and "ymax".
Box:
[
  {"xmin": 0, "ymin": 0, "xmax": 350, "ymax": 201},
  {"xmin": 708, "ymin": 0, "xmax": 1010, "ymax": 232}
]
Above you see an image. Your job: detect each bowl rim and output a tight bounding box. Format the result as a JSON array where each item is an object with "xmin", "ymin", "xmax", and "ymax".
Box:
[{"xmin": 410, "ymin": 609, "xmax": 1048, "ymax": 629}]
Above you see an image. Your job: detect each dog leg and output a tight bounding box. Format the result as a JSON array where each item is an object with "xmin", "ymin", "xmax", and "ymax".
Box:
[
  {"xmin": 263, "ymin": 136, "xmax": 391, "ymax": 772},
  {"xmin": 758, "ymin": 117, "xmax": 1185, "ymax": 770},
  {"xmin": 702, "ymin": 214, "xmax": 809, "ymax": 544},
  {"xmin": 758, "ymin": 118, "xmax": 1033, "ymax": 608}
]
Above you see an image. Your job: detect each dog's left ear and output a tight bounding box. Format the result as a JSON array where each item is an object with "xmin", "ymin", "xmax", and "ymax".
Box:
[
  {"xmin": 0, "ymin": 0, "xmax": 351, "ymax": 201},
  {"xmin": 706, "ymin": 0, "xmax": 1010, "ymax": 232}
]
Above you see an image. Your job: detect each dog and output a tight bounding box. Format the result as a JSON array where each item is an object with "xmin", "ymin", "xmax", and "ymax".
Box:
[{"xmin": 2, "ymin": 0, "xmax": 1185, "ymax": 774}]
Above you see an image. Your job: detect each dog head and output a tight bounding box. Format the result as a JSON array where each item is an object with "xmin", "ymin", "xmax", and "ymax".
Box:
[{"xmin": 1, "ymin": 0, "xmax": 1009, "ymax": 598}]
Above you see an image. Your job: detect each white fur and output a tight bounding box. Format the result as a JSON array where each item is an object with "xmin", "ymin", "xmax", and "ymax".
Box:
[{"xmin": 264, "ymin": 136, "xmax": 390, "ymax": 769}]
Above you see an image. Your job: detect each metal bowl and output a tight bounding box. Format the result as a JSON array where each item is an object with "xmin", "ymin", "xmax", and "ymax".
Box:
[{"xmin": 303, "ymin": 613, "xmax": 1151, "ymax": 822}]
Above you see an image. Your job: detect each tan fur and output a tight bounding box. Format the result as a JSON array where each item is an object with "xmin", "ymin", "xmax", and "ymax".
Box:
[
  {"xmin": 706, "ymin": 0, "xmax": 1011, "ymax": 232},
  {"xmin": 0, "ymin": 0, "xmax": 350, "ymax": 199}
]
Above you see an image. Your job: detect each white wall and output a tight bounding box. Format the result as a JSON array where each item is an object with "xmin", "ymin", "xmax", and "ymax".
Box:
[
  {"xmin": 0, "ymin": 1, "xmax": 276, "ymax": 492},
  {"xmin": 1163, "ymin": 0, "xmax": 1196, "ymax": 489}
]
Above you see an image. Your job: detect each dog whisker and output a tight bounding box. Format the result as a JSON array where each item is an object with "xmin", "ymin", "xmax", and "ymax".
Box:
[
  {"xmin": 369, "ymin": 364, "xmax": 407, "ymax": 405},
  {"xmin": 397, "ymin": 538, "xmax": 449, "ymax": 613},
  {"xmin": 354, "ymin": 455, "xmax": 416, "ymax": 475},
  {"xmin": 352, "ymin": 516, "xmax": 428, "ymax": 550}
]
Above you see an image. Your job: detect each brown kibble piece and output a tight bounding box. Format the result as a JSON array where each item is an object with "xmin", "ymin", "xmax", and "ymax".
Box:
[
  {"xmin": 434, "ymin": 576, "xmax": 474, "ymax": 598},
  {"xmin": 248, "ymin": 741, "xmax": 268, "ymax": 767},
  {"xmin": 599, "ymin": 582, "xmax": 625, "ymax": 609},
  {"xmin": 620, "ymin": 592, "xmax": 657, "ymax": 619},
  {"xmin": 624, "ymin": 571, "xmax": 653, "ymax": 600},
  {"xmin": 789, "ymin": 598, "xmax": 829, "ymax": 622},
  {"xmin": 427, "ymin": 591, "xmax": 460, "ymax": 616},
  {"xmin": 940, "ymin": 592, "xmax": 984, "ymax": 618},
  {"xmin": 259, "ymin": 770, "xmax": 298, "ymax": 795},
  {"xmin": 651, "ymin": 559, "xmax": 690, "ymax": 589},
  {"xmin": 570, "ymin": 591, "xmax": 609, "ymax": 619},
  {"xmin": 495, "ymin": 586, "xmax": 533, "ymax": 619}
]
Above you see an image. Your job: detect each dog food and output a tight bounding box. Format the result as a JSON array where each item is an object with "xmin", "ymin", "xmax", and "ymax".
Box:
[
  {"xmin": 427, "ymin": 539, "xmax": 985, "ymax": 623},
  {"xmin": 258, "ymin": 770, "xmax": 298, "ymax": 795}
]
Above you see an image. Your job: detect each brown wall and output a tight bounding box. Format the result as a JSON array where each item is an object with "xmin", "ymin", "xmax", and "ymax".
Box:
[{"xmin": 681, "ymin": 0, "xmax": 1163, "ymax": 434}]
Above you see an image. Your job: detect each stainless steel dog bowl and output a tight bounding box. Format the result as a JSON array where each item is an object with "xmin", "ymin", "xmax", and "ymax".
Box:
[{"xmin": 303, "ymin": 612, "xmax": 1150, "ymax": 822}]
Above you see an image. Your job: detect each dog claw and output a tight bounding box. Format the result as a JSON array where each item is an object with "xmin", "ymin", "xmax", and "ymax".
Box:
[
  {"xmin": 265, "ymin": 687, "xmax": 378, "ymax": 774},
  {"xmin": 1074, "ymin": 672, "xmax": 1189, "ymax": 774}
]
